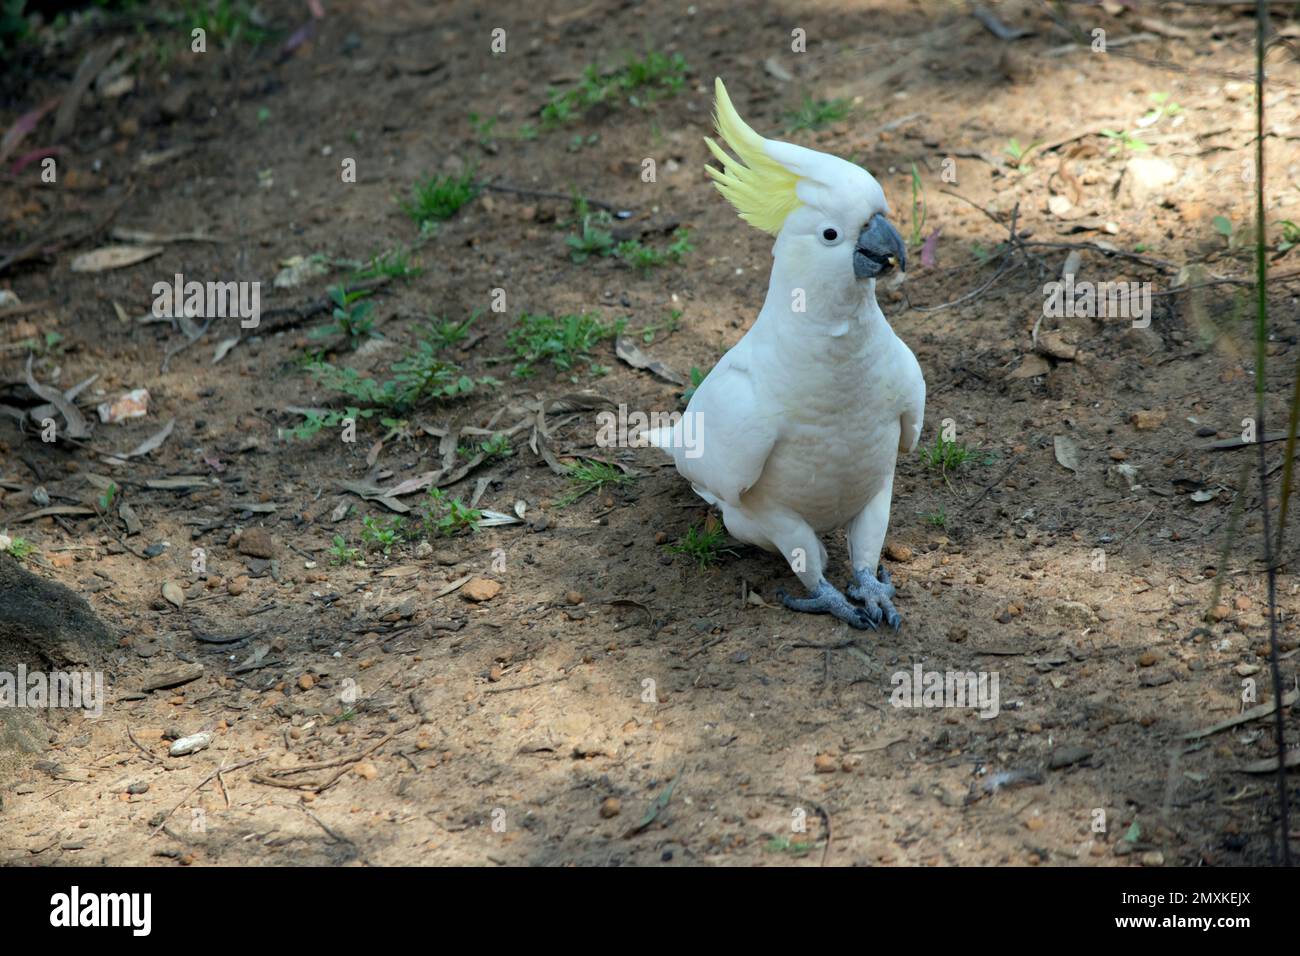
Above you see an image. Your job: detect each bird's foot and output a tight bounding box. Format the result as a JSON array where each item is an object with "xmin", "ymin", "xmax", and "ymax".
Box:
[
  {"xmin": 847, "ymin": 564, "xmax": 901, "ymax": 631},
  {"xmin": 777, "ymin": 579, "xmax": 877, "ymax": 631}
]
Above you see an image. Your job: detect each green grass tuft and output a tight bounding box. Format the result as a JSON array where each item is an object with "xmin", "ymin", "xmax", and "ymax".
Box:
[
  {"xmin": 784, "ymin": 95, "xmax": 850, "ymax": 132},
  {"xmin": 399, "ymin": 170, "xmax": 480, "ymax": 229},
  {"xmin": 558, "ymin": 459, "xmax": 635, "ymax": 507},
  {"xmin": 668, "ymin": 516, "xmax": 737, "ymax": 569},
  {"xmin": 506, "ymin": 312, "xmax": 624, "ymax": 377}
]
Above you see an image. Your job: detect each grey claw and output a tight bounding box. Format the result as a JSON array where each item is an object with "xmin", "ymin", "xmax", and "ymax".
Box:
[
  {"xmin": 849, "ymin": 563, "xmax": 902, "ymax": 630},
  {"xmin": 779, "ymin": 580, "xmax": 878, "ymax": 631}
]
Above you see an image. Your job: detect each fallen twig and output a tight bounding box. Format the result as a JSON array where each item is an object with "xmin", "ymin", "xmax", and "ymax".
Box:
[
  {"xmin": 252, "ymin": 722, "xmax": 415, "ymax": 792},
  {"xmin": 482, "ymin": 674, "xmax": 569, "ymax": 694},
  {"xmin": 149, "ymin": 756, "xmax": 265, "ymax": 837},
  {"xmin": 1185, "ymin": 687, "xmax": 1299, "ymax": 741}
]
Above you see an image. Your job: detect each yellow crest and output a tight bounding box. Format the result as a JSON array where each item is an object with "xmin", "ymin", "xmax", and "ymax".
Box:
[{"xmin": 704, "ymin": 77, "xmax": 801, "ymax": 235}]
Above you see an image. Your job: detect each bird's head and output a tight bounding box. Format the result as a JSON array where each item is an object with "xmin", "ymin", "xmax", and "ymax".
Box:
[{"xmin": 704, "ymin": 78, "xmax": 905, "ymax": 293}]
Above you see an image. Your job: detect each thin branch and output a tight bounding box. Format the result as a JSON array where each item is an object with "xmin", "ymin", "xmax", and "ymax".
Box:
[{"xmin": 1252, "ymin": 0, "xmax": 1291, "ymax": 867}]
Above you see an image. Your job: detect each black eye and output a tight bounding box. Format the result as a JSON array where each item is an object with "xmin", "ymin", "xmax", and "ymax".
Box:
[{"xmin": 822, "ymin": 228, "xmax": 838, "ymax": 241}]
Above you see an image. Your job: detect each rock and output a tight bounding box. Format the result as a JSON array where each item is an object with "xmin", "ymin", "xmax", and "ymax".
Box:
[
  {"xmin": 1130, "ymin": 409, "xmax": 1166, "ymax": 431},
  {"xmin": 227, "ymin": 575, "xmax": 249, "ymax": 596},
  {"xmin": 1107, "ymin": 463, "xmax": 1138, "ymax": 494},
  {"xmin": 1036, "ymin": 329, "xmax": 1078, "ymax": 361},
  {"xmin": 884, "ymin": 543, "xmax": 913, "ymax": 563},
  {"xmin": 599, "ymin": 797, "xmax": 621, "ymax": 818},
  {"xmin": 140, "ymin": 663, "xmax": 204, "ymax": 692},
  {"xmin": 1137, "ymin": 651, "xmax": 1158, "ymax": 667},
  {"xmin": 0, "ymin": 709, "xmax": 48, "ymax": 753},
  {"xmin": 1223, "ymin": 80, "xmax": 1249, "ymax": 101},
  {"xmin": 1052, "ymin": 600, "xmax": 1097, "ymax": 626},
  {"xmin": 1124, "ymin": 156, "xmax": 1179, "ymax": 204},
  {"xmin": 1121, "ymin": 325, "xmax": 1163, "ymax": 352},
  {"xmin": 813, "ymin": 753, "xmax": 837, "ymax": 774},
  {"xmin": 1047, "ymin": 193, "xmax": 1073, "ymax": 218},
  {"xmin": 354, "ymin": 761, "xmax": 379, "ymax": 780},
  {"xmin": 161, "ymin": 581, "xmax": 185, "ymax": 608},
  {"xmin": 433, "ymin": 550, "xmax": 459, "ymax": 566},
  {"xmin": 572, "ymin": 737, "xmax": 610, "ymax": 758},
  {"xmin": 1140, "ymin": 850, "xmax": 1165, "ymax": 867},
  {"xmin": 565, "ymin": 590, "xmax": 584, "ymax": 605},
  {"xmin": 160, "ymin": 88, "xmax": 190, "ymax": 121},
  {"xmin": 462, "ymin": 577, "xmax": 501, "ymax": 602},
  {"xmin": 298, "ymin": 674, "xmax": 315, "ymax": 691},
  {"xmin": 97, "ymin": 389, "xmax": 150, "ymax": 424},
  {"xmin": 1207, "ymin": 604, "xmax": 1231, "ymax": 622},
  {"xmin": 1139, "ymin": 670, "xmax": 1174, "ymax": 688},
  {"xmin": 0, "ymin": 554, "xmax": 118, "ymax": 671},
  {"xmin": 414, "ymin": 540, "xmax": 433, "ymax": 559},
  {"xmin": 1049, "ymin": 745, "xmax": 1092, "ymax": 769},
  {"xmin": 169, "ymin": 731, "xmax": 213, "ymax": 757},
  {"xmin": 237, "ymin": 527, "xmax": 277, "ymax": 559}
]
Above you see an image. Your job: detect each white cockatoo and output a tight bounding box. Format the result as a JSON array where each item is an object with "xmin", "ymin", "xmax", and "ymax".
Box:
[{"xmin": 648, "ymin": 77, "xmax": 926, "ymax": 630}]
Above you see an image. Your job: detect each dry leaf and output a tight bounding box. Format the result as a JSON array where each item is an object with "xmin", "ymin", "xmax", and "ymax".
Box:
[
  {"xmin": 615, "ymin": 335, "xmax": 687, "ymax": 386},
  {"xmin": 1007, "ymin": 353, "xmax": 1050, "ymax": 380},
  {"xmin": 25, "ymin": 354, "xmax": 90, "ymax": 438},
  {"xmin": 123, "ymin": 418, "xmax": 175, "ymax": 458},
  {"xmin": 1053, "ymin": 435, "xmax": 1080, "ymax": 472},
  {"xmin": 212, "ymin": 337, "xmax": 239, "ymax": 364},
  {"xmin": 70, "ymin": 245, "xmax": 163, "ymax": 273}
]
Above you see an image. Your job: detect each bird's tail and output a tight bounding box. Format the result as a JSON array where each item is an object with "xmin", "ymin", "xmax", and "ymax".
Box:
[{"xmin": 639, "ymin": 425, "xmax": 679, "ymax": 458}]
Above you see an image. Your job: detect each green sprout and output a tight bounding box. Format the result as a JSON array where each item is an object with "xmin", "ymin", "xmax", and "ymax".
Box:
[
  {"xmin": 328, "ymin": 535, "xmax": 363, "ymax": 565},
  {"xmin": 667, "ymin": 516, "xmax": 737, "ymax": 569}
]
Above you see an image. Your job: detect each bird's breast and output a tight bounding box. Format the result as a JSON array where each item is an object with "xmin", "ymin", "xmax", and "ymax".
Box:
[{"xmin": 750, "ymin": 388, "xmax": 902, "ymax": 532}]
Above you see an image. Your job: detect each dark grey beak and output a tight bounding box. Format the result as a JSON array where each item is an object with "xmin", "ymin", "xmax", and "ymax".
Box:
[{"xmin": 853, "ymin": 216, "xmax": 906, "ymax": 279}]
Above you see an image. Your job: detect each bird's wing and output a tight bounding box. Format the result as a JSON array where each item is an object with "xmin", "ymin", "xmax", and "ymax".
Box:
[
  {"xmin": 896, "ymin": 341, "xmax": 926, "ymax": 453},
  {"xmin": 674, "ymin": 338, "xmax": 779, "ymax": 507}
]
